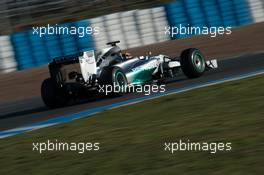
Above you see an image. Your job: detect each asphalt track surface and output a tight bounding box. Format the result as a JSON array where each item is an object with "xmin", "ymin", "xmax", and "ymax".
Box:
[{"xmin": 0, "ymin": 53, "xmax": 263, "ymax": 132}]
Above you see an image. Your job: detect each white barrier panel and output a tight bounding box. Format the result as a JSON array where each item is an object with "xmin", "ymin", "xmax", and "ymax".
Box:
[
  {"xmin": 89, "ymin": 17, "xmax": 108, "ymax": 50},
  {"xmin": 151, "ymin": 7, "xmax": 170, "ymax": 42},
  {"xmin": 120, "ymin": 10, "xmax": 142, "ymax": 48},
  {"xmin": 0, "ymin": 36, "xmax": 17, "ymax": 73},
  {"xmin": 90, "ymin": 7, "xmax": 170, "ymax": 50},
  {"xmin": 248, "ymin": 0, "xmax": 264, "ymax": 22}
]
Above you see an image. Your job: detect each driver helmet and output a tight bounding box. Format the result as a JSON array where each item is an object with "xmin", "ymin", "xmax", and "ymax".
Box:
[{"xmin": 123, "ymin": 52, "xmax": 133, "ymax": 59}]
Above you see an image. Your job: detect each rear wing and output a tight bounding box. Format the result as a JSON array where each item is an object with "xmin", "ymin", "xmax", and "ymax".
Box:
[
  {"xmin": 48, "ymin": 54, "xmax": 80, "ymax": 86},
  {"xmin": 48, "ymin": 50, "xmax": 97, "ymax": 85},
  {"xmin": 79, "ymin": 50, "xmax": 97, "ymax": 82}
]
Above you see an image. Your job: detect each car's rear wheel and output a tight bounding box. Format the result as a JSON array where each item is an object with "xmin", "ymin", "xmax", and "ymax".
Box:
[
  {"xmin": 41, "ymin": 78, "xmax": 68, "ymax": 108},
  {"xmin": 180, "ymin": 48, "xmax": 206, "ymax": 78}
]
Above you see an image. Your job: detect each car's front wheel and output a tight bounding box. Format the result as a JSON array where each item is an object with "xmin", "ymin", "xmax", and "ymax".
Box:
[
  {"xmin": 99, "ymin": 67, "xmax": 128, "ymax": 95},
  {"xmin": 112, "ymin": 68, "xmax": 128, "ymax": 93},
  {"xmin": 180, "ymin": 48, "xmax": 206, "ymax": 78}
]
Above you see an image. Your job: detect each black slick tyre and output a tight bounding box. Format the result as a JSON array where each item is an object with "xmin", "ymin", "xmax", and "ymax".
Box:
[{"xmin": 180, "ymin": 48, "xmax": 206, "ymax": 78}]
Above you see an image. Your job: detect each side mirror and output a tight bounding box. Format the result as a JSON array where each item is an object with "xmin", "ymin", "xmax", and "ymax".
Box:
[{"xmin": 148, "ymin": 51, "xmax": 152, "ymax": 56}]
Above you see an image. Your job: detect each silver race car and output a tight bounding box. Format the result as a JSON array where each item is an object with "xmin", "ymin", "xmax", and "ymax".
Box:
[{"xmin": 41, "ymin": 41, "xmax": 217, "ymax": 108}]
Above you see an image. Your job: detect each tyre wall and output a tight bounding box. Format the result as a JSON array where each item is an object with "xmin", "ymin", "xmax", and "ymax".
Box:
[{"xmin": 0, "ymin": 0, "xmax": 263, "ymax": 72}]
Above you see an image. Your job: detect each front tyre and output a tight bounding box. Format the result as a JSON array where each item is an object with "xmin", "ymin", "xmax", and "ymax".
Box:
[
  {"xmin": 112, "ymin": 68, "xmax": 128, "ymax": 93},
  {"xmin": 41, "ymin": 78, "xmax": 68, "ymax": 108},
  {"xmin": 99, "ymin": 67, "xmax": 128, "ymax": 95},
  {"xmin": 180, "ymin": 48, "xmax": 206, "ymax": 78}
]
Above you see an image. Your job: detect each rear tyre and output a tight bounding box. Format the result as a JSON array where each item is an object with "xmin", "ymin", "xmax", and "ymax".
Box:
[
  {"xmin": 180, "ymin": 48, "xmax": 206, "ymax": 78},
  {"xmin": 41, "ymin": 78, "xmax": 68, "ymax": 108}
]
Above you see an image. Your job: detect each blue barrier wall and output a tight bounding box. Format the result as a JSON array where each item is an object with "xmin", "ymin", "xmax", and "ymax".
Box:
[
  {"xmin": 1, "ymin": 0, "xmax": 260, "ymax": 72},
  {"xmin": 10, "ymin": 20, "xmax": 94, "ymax": 70},
  {"xmin": 165, "ymin": 0, "xmax": 252, "ymax": 39}
]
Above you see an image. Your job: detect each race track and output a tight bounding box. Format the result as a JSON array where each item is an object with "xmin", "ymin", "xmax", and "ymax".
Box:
[{"xmin": 0, "ymin": 53, "xmax": 263, "ymax": 132}]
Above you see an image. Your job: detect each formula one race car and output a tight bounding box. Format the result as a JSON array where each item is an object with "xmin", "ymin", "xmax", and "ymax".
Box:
[{"xmin": 41, "ymin": 41, "xmax": 217, "ymax": 108}]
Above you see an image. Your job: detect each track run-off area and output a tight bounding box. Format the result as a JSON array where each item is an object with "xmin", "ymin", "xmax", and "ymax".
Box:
[{"xmin": 0, "ymin": 53, "xmax": 264, "ymax": 138}]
